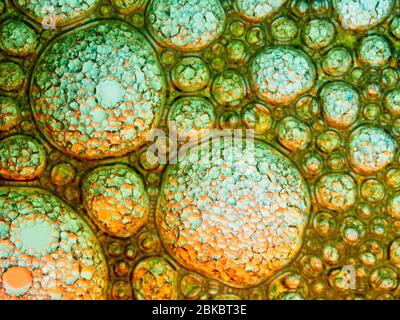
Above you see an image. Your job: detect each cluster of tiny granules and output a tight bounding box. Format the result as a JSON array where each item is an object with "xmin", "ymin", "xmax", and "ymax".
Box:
[
  {"xmin": 320, "ymin": 81, "xmax": 360, "ymax": 129},
  {"xmin": 276, "ymin": 116, "xmax": 311, "ymax": 151},
  {"xmin": 348, "ymin": 125, "xmax": 397, "ymax": 175},
  {"xmin": 0, "ymin": 187, "xmax": 108, "ymax": 300},
  {"xmin": 315, "ymin": 173, "xmax": 357, "ymax": 212},
  {"xmin": 156, "ymin": 139, "xmax": 310, "ymax": 288},
  {"xmin": 359, "ymin": 34, "xmax": 392, "ymax": 67},
  {"xmin": 322, "ymin": 47, "xmax": 352, "ymax": 76},
  {"xmin": 1, "ymin": 0, "xmax": 399, "ymax": 301},
  {"xmin": 168, "ymin": 96, "xmax": 216, "ymax": 141},
  {"xmin": 30, "ymin": 21, "xmax": 165, "ymax": 160},
  {"xmin": 132, "ymin": 257, "xmax": 178, "ymax": 300},
  {"xmin": 146, "ymin": 0, "xmax": 226, "ymax": 51},
  {"xmin": 171, "ymin": 57, "xmax": 210, "ymax": 92},
  {"xmin": 0, "ymin": 19, "xmax": 38, "ymax": 57},
  {"xmin": 82, "ymin": 165, "xmax": 149, "ymax": 238},
  {"xmin": 211, "ymin": 70, "xmax": 246, "ymax": 106},
  {"xmin": 250, "ymin": 46, "xmax": 316, "ymax": 105},
  {"xmin": 235, "ymin": 0, "xmax": 288, "ymax": 22},
  {"xmin": 333, "ymin": 0, "xmax": 394, "ymax": 30},
  {"xmin": 12, "ymin": 0, "xmax": 100, "ymax": 25},
  {"xmin": 303, "ymin": 19, "xmax": 335, "ymax": 50},
  {"xmin": 0, "ymin": 135, "xmax": 46, "ymax": 181}
]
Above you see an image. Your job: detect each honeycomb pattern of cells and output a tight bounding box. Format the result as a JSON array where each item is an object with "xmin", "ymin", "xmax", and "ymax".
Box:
[
  {"xmin": 276, "ymin": 116, "xmax": 311, "ymax": 151},
  {"xmin": 171, "ymin": 57, "xmax": 210, "ymax": 92},
  {"xmin": 82, "ymin": 165, "xmax": 149, "ymax": 238},
  {"xmin": 167, "ymin": 96, "xmax": 216, "ymax": 141},
  {"xmin": 333, "ymin": 0, "xmax": 394, "ymax": 31},
  {"xmin": 30, "ymin": 21, "xmax": 166, "ymax": 160},
  {"xmin": 0, "ymin": 20, "xmax": 38, "ymax": 57},
  {"xmin": 1, "ymin": 0, "xmax": 400, "ymax": 301},
  {"xmin": 211, "ymin": 70, "xmax": 246, "ymax": 106},
  {"xmin": 146, "ymin": 0, "xmax": 226, "ymax": 51},
  {"xmin": 132, "ymin": 256, "xmax": 178, "ymax": 300},
  {"xmin": 315, "ymin": 173, "xmax": 357, "ymax": 212},
  {"xmin": 322, "ymin": 47, "xmax": 352, "ymax": 77},
  {"xmin": 320, "ymin": 81, "xmax": 360, "ymax": 129},
  {"xmin": 0, "ymin": 135, "xmax": 46, "ymax": 181},
  {"xmin": 271, "ymin": 16, "xmax": 298, "ymax": 41},
  {"xmin": 156, "ymin": 138, "xmax": 310, "ymax": 288},
  {"xmin": 302, "ymin": 18, "xmax": 335, "ymax": 50},
  {"xmin": 250, "ymin": 46, "xmax": 315, "ymax": 105},
  {"xmin": 0, "ymin": 187, "xmax": 108, "ymax": 299},
  {"xmin": 358, "ymin": 35, "xmax": 392, "ymax": 67},
  {"xmin": 0, "ymin": 96, "xmax": 20, "ymax": 132},
  {"xmin": 235, "ymin": 0, "xmax": 288, "ymax": 22},
  {"xmin": 12, "ymin": 0, "xmax": 101, "ymax": 26},
  {"xmin": 348, "ymin": 125, "xmax": 396, "ymax": 175}
]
